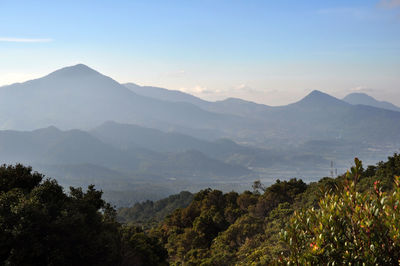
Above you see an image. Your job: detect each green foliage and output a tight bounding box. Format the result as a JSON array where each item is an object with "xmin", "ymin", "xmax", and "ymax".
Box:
[
  {"xmin": 153, "ymin": 179, "xmax": 308, "ymax": 265},
  {"xmin": 138, "ymin": 154, "xmax": 400, "ymax": 265},
  {"xmin": 0, "ymin": 164, "xmax": 43, "ymax": 193},
  {"xmin": 281, "ymin": 158, "xmax": 400, "ymax": 265},
  {"xmin": 0, "ymin": 164, "xmax": 168, "ymax": 266},
  {"xmin": 117, "ymin": 191, "xmax": 193, "ymax": 225},
  {"xmin": 5, "ymin": 153, "xmax": 398, "ymax": 265},
  {"xmin": 0, "ymin": 164, "xmax": 120, "ymax": 265},
  {"xmin": 120, "ymin": 225, "xmax": 168, "ymax": 266}
]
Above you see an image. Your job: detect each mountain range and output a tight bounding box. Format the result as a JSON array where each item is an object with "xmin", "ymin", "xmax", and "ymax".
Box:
[
  {"xmin": 126, "ymin": 81, "xmax": 400, "ymax": 145},
  {"xmin": 1, "ymin": 64, "xmax": 399, "ymax": 146},
  {"xmin": 1, "ymin": 64, "xmax": 399, "ymax": 205}
]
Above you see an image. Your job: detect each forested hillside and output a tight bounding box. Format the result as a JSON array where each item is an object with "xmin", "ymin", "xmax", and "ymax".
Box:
[
  {"xmin": 117, "ymin": 191, "xmax": 194, "ymax": 224},
  {"xmin": 1, "ymin": 154, "xmax": 400, "ymax": 265},
  {"xmin": 118, "ymin": 153, "xmax": 400, "ymax": 265},
  {"xmin": 0, "ymin": 164, "xmax": 167, "ymax": 265}
]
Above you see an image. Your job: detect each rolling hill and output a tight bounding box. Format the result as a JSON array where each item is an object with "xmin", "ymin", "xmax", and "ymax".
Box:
[{"xmin": 0, "ymin": 126, "xmax": 251, "ymax": 183}]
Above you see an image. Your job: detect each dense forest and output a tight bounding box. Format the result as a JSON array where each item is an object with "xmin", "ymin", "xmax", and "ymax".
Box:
[
  {"xmin": 1, "ymin": 153, "xmax": 400, "ymax": 265},
  {"xmin": 0, "ymin": 164, "xmax": 167, "ymax": 265}
]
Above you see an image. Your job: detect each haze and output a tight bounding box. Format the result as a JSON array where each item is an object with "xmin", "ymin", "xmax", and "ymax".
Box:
[{"xmin": 1, "ymin": 0, "xmax": 400, "ymax": 106}]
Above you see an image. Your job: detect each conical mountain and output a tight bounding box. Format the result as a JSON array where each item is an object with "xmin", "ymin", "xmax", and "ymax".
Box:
[
  {"xmin": 0, "ymin": 64, "xmax": 246, "ymax": 138},
  {"xmin": 292, "ymin": 90, "xmax": 349, "ymax": 108}
]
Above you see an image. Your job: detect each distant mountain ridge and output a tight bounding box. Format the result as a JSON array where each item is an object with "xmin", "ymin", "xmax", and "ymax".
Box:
[
  {"xmin": 0, "ymin": 64, "xmax": 252, "ymax": 142},
  {"xmin": 1, "ymin": 65, "xmax": 399, "ymax": 205},
  {"xmin": 0, "ymin": 126, "xmax": 252, "ymax": 185},
  {"xmin": 1, "ymin": 64, "xmax": 400, "ymax": 146},
  {"xmin": 124, "ymin": 83, "xmax": 271, "ymax": 117},
  {"xmin": 343, "ymin": 92, "xmax": 400, "ymax": 112},
  {"xmin": 124, "ymin": 81, "xmax": 400, "ymax": 144},
  {"xmin": 126, "ymin": 82, "xmax": 400, "ymax": 117},
  {"xmin": 124, "ymin": 83, "xmax": 208, "ymax": 106}
]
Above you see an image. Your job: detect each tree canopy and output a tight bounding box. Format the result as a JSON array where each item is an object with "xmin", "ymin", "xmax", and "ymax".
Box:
[
  {"xmin": 119, "ymin": 154, "xmax": 400, "ymax": 265},
  {"xmin": 3, "ymin": 153, "xmax": 400, "ymax": 265},
  {"xmin": 0, "ymin": 164, "xmax": 167, "ymax": 266}
]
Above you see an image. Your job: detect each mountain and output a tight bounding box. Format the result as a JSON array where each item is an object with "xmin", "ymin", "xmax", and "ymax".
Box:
[
  {"xmin": 0, "ymin": 126, "xmax": 146, "ymax": 171},
  {"xmin": 0, "ymin": 64, "xmax": 251, "ymax": 141},
  {"xmin": 252, "ymin": 90, "xmax": 400, "ymax": 143},
  {"xmin": 2, "ymin": 64, "xmax": 400, "ymax": 204},
  {"xmin": 124, "ymin": 83, "xmax": 208, "ymax": 106},
  {"xmin": 123, "ymin": 82, "xmax": 400, "ymax": 145},
  {"xmin": 91, "ymin": 121, "xmax": 259, "ymax": 160},
  {"xmin": 292, "ymin": 90, "xmax": 349, "ymax": 108},
  {"xmin": 124, "ymin": 83, "xmax": 270, "ymax": 117},
  {"xmin": 343, "ymin": 92, "xmax": 400, "ymax": 112},
  {"xmin": 0, "ymin": 126, "xmax": 252, "ymax": 185},
  {"xmin": 206, "ymin": 98, "xmax": 271, "ymax": 117},
  {"xmin": 91, "ymin": 121, "xmax": 213, "ymax": 153},
  {"xmin": 2, "ymin": 64, "xmax": 400, "ymax": 147},
  {"xmin": 90, "ymin": 121, "xmax": 331, "ymax": 170}
]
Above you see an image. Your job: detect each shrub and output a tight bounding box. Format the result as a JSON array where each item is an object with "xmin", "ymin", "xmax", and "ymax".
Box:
[{"xmin": 281, "ymin": 158, "xmax": 400, "ymax": 265}]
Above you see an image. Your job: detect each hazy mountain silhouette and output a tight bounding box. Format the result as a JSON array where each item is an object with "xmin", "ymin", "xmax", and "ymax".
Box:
[
  {"xmin": 258, "ymin": 90, "xmax": 400, "ymax": 142},
  {"xmin": 124, "ymin": 83, "xmax": 208, "ymax": 106},
  {"xmin": 0, "ymin": 126, "xmax": 251, "ymax": 183},
  {"xmin": 124, "ymin": 83, "xmax": 270, "ymax": 117},
  {"xmin": 2, "ymin": 66, "xmax": 400, "ymax": 204},
  {"xmin": 343, "ymin": 92, "xmax": 400, "ymax": 112},
  {"xmin": 91, "ymin": 121, "xmax": 314, "ymax": 168},
  {"xmin": 0, "ymin": 64, "xmax": 247, "ymax": 140},
  {"xmin": 291, "ymin": 90, "xmax": 349, "ymax": 108},
  {"xmin": 1, "ymin": 64, "xmax": 400, "ymax": 145},
  {"xmin": 123, "ymin": 82, "xmax": 400, "ymax": 144},
  {"xmin": 91, "ymin": 121, "xmax": 212, "ymax": 153}
]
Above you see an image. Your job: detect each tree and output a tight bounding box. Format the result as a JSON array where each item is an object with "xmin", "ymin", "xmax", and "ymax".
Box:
[
  {"xmin": 120, "ymin": 225, "xmax": 168, "ymax": 266},
  {"xmin": 0, "ymin": 163, "xmax": 168, "ymax": 266},
  {"xmin": 281, "ymin": 158, "xmax": 400, "ymax": 265}
]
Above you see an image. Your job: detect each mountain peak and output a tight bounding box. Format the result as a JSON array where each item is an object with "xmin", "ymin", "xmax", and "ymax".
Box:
[
  {"xmin": 294, "ymin": 90, "xmax": 348, "ymax": 107},
  {"xmin": 301, "ymin": 90, "xmax": 332, "ymax": 101},
  {"xmin": 46, "ymin": 64, "xmax": 101, "ymax": 78},
  {"xmin": 343, "ymin": 92, "xmax": 400, "ymax": 112},
  {"xmin": 307, "ymin": 90, "xmax": 328, "ymax": 97},
  {"xmin": 343, "ymin": 92, "xmax": 374, "ymax": 102},
  {"xmin": 32, "ymin": 125, "xmax": 62, "ymax": 135}
]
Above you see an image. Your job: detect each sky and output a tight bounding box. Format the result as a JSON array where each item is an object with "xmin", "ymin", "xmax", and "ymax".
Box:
[{"xmin": 0, "ymin": 0, "xmax": 400, "ymax": 106}]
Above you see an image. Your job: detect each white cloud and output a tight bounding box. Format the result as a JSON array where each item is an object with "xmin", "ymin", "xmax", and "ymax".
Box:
[
  {"xmin": 180, "ymin": 85, "xmax": 218, "ymax": 94},
  {"xmin": 0, "ymin": 37, "xmax": 53, "ymax": 43},
  {"xmin": 233, "ymin": 83, "xmax": 261, "ymax": 93},
  {"xmin": 180, "ymin": 83, "xmax": 263, "ymax": 96},
  {"xmin": 179, "ymin": 83, "xmax": 267, "ymax": 97}
]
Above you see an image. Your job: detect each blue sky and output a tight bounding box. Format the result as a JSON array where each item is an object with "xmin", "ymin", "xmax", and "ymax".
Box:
[{"xmin": 1, "ymin": 0, "xmax": 399, "ymax": 105}]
